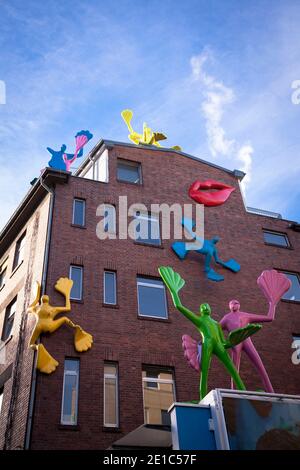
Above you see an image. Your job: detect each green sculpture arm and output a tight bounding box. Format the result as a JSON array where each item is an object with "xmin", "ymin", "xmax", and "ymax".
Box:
[{"xmin": 159, "ymin": 267, "xmax": 200, "ymax": 326}]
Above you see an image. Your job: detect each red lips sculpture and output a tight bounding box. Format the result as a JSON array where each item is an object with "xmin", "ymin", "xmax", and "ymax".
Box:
[{"xmin": 188, "ymin": 179, "xmax": 235, "ymax": 207}]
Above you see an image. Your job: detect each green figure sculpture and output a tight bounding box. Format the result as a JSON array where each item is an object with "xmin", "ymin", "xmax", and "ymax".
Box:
[{"xmin": 159, "ymin": 267, "xmax": 261, "ymax": 401}]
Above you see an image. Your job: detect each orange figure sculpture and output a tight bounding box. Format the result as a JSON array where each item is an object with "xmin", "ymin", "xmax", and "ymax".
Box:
[{"xmin": 28, "ymin": 277, "xmax": 93, "ymax": 374}]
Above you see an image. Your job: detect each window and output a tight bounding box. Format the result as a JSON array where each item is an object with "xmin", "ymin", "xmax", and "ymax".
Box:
[
  {"xmin": 142, "ymin": 367, "xmax": 175, "ymax": 425},
  {"xmin": 134, "ymin": 212, "xmax": 160, "ymax": 246},
  {"xmin": 0, "ymin": 260, "xmax": 8, "ymax": 290},
  {"xmin": 1, "ymin": 297, "xmax": 17, "ymax": 342},
  {"xmin": 292, "ymin": 336, "xmax": 300, "ymax": 361},
  {"xmin": 263, "ymin": 230, "xmax": 290, "ymax": 247},
  {"xmin": 69, "ymin": 266, "xmax": 83, "ymax": 300},
  {"xmin": 104, "ymin": 363, "xmax": 118, "ymax": 427},
  {"xmin": 104, "ymin": 271, "xmax": 117, "ymax": 305},
  {"xmin": 117, "ymin": 159, "xmax": 141, "ymax": 184},
  {"xmin": 13, "ymin": 232, "xmax": 26, "ymax": 270},
  {"xmin": 281, "ymin": 272, "xmax": 300, "ymax": 302},
  {"xmin": 103, "ymin": 204, "xmax": 116, "ymax": 234},
  {"xmin": 137, "ymin": 277, "xmax": 168, "ymax": 319},
  {"xmin": 0, "ymin": 387, "xmax": 3, "ymax": 415},
  {"xmin": 61, "ymin": 359, "xmax": 79, "ymax": 425},
  {"xmin": 72, "ymin": 199, "xmax": 85, "ymax": 226}
]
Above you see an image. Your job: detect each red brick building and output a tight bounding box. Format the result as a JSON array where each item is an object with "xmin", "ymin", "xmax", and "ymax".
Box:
[{"xmin": 0, "ymin": 140, "xmax": 299, "ymax": 450}]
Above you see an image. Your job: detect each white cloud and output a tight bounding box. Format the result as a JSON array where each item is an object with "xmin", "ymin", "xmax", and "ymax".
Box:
[{"xmin": 190, "ymin": 50, "xmax": 253, "ymax": 191}]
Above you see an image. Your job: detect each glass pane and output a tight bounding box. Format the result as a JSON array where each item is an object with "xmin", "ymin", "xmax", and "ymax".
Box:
[
  {"xmin": 282, "ymin": 273, "xmax": 300, "ymax": 301},
  {"xmin": 292, "ymin": 336, "xmax": 300, "ymax": 360},
  {"xmin": 73, "ymin": 200, "xmax": 85, "ymax": 226},
  {"xmin": 117, "ymin": 162, "xmax": 140, "ymax": 183},
  {"xmin": 104, "ymin": 272, "xmax": 116, "ymax": 304},
  {"xmin": 103, "ymin": 206, "xmax": 116, "ymax": 233},
  {"xmin": 138, "ymin": 283, "xmax": 167, "ymax": 318},
  {"xmin": 0, "ymin": 388, "xmax": 3, "ymax": 414},
  {"xmin": 143, "ymin": 373, "xmax": 175, "ymax": 425},
  {"xmin": 104, "ymin": 377, "xmax": 117, "ymax": 425},
  {"xmin": 104, "ymin": 364, "xmax": 117, "ymax": 376},
  {"xmin": 263, "ymin": 231, "xmax": 288, "ymax": 247},
  {"xmin": 62, "ymin": 374, "xmax": 78, "ymax": 425},
  {"xmin": 70, "ymin": 266, "xmax": 83, "ymax": 300},
  {"xmin": 2, "ymin": 314, "xmax": 14, "ymax": 341},
  {"xmin": 135, "ymin": 214, "xmax": 160, "ymax": 245},
  {"xmin": 65, "ymin": 359, "xmax": 79, "ymax": 373},
  {"xmin": 0, "ymin": 268, "xmax": 6, "ymax": 288}
]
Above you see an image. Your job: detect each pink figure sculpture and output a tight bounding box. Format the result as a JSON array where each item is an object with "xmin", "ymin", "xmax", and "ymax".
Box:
[
  {"xmin": 220, "ymin": 270, "xmax": 291, "ymax": 392},
  {"xmin": 63, "ymin": 130, "xmax": 93, "ymax": 171}
]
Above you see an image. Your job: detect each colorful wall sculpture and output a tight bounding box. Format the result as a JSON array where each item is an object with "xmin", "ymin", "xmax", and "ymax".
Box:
[
  {"xmin": 121, "ymin": 109, "xmax": 181, "ymax": 151},
  {"xmin": 159, "ymin": 266, "xmax": 261, "ymax": 401},
  {"xmin": 47, "ymin": 130, "xmax": 93, "ymax": 172},
  {"xmin": 172, "ymin": 217, "xmax": 240, "ymax": 282},
  {"xmin": 28, "ymin": 278, "xmax": 93, "ymax": 374},
  {"xmin": 189, "ymin": 179, "xmax": 235, "ymax": 207},
  {"xmin": 220, "ymin": 269, "xmax": 291, "ymax": 392}
]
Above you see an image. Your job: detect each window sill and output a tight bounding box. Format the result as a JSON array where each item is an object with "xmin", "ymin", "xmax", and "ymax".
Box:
[
  {"xmin": 134, "ymin": 241, "xmax": 164, "ymax": 249},
  {"xmin": 10, "ymin": 260, "xmax": 24, "ymax": 278},
  {"xmin": 103, "ymin": 303, "xmax": 119, "ymax": 309},
  {"xmin": 70, "ymin": 299, "xmax": 84, "ymax": 304},
  {"xmin": 58, "ymin": 424, "xmax": 80, "ymax": 431},
  {"xmin": 116, "ymin": 179, "xmax": 143, "ymax": 186},
  {"xmin": 264, "ymin": 242, "xmax": 293, "ymax": 250},
  {"xmin": 1, "ymin": 335, "xmax": 13, "ymax": 347},
  {"xmin": 137, "ymin": 315, "xmax": 170, "ymax": 323},
  {"xmin": 71, "ymin": 224, "xmax": 86, "ymax": 229},
  {"xmin": 103, "ymin": 426, "xmax": 121, "ymax": 433}
]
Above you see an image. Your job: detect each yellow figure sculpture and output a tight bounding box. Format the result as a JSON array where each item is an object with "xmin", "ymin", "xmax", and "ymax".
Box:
[
  {"xmin": 28, "ymin": 278, "xmax": 93, "ymax": 374},
  {"xmin": 121, "ymin": 109, "xmax": 182, "ymax": 151}
]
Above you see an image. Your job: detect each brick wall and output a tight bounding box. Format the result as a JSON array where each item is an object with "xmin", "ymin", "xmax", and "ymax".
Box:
[{"xmin": 27, "ymin": 144, "xmax": 300, "ymax": 449}]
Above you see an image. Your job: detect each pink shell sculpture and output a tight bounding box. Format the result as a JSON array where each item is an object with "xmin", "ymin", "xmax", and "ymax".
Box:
[
  {"xmin": 257, "ymin": 269, "xmax": 291, "ymax": 304},
  {"xmin": 182, "ymin": 334, "xmax": 201, "ymax": 372}
]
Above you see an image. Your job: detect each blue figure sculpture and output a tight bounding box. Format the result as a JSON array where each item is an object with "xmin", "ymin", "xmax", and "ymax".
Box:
[
  {"xmin": 47, "ymin": 145, "xmax": 83, "ymax": 171},
  {"xmin": 172, "ymin": 218, "xmax": 240, "ymax": 282}
]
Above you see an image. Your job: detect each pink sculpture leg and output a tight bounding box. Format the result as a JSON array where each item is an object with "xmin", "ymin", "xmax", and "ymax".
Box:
[{"xmin": 220, "ymin": 270, "xmax": 291, "ymax": 393}]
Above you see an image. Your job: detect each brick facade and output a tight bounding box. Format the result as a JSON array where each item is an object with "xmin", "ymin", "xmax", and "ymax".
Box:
[{"xmin": 0, "ymin": 142, "xmax": 299, "ymax": 449}]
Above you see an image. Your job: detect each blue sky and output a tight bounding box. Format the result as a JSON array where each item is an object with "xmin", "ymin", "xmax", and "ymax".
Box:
[{"xmin": 0, "ymin": 0, "xmax": 300, "ymax": 229}]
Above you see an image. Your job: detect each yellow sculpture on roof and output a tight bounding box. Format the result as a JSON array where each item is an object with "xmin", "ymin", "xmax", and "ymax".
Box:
[
  {"xmin": 28, "ymin": 278, "xmax": 93, "ymax": 374},
  {"xmin": 121, "ymin": 109, "xmax": 181, "ymax": 151}
]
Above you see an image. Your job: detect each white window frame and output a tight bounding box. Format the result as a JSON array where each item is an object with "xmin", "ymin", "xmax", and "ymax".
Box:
[
  {"xmin": 69, "ymin": 265, "xmax": 83, "ymax": 301},
  {"xmin": 13, "ymin": 231, "xmax": 26, "ymax": 270},
  {"xmin": 137, "ymin": 278, "xmax": 168, "ymax": 319},
  {"xmin": 72, "ymin": 199, "xmax": 86, "ymax": 226},
  {"xmin": 263, "ymin": 230, "xmax": 290, "ymax": 247},
  {"xmin": 60, "ymin": 359, "xmax": 80, "ymax": 426},
  {"xmin": 0, "ymin": 387, "xmax": 3, "ymax": 416},
  {"xmin": 142, "ymin": 369, "xmax": 176, "ymax": 425},
  {"xmin": 103, "ymin": 363, "xmax": 119, "ymax": 428},
  {"xmin": 103, "ymin": 271, "xmax": 117, "ymax": 305}
]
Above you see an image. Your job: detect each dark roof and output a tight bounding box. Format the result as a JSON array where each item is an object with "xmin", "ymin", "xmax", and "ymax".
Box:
[{"xmin": 74, "ymin": 138, "xmax": 246, "ymax": 180}]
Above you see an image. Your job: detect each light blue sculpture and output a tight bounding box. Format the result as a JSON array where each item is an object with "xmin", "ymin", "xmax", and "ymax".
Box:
[{"xmin": 172, "ymin": 218, "xmax": 240, "ymax": 282}]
